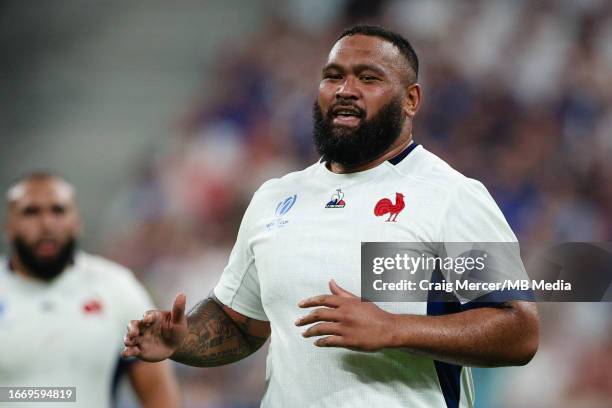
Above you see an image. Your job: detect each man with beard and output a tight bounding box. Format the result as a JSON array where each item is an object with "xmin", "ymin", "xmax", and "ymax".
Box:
[
  {"xmin": 0, "ymin": 172, "xmax": 180, "ymax": 408},
  {"xmin": 123, "ymin": 26, "xmax": 539, "ymax": 407}
]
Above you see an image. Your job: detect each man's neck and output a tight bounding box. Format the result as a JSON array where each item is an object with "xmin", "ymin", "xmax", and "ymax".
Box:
[{"xmin": 328, "ymin": 133, "xmax": 413, "ymax": 174}]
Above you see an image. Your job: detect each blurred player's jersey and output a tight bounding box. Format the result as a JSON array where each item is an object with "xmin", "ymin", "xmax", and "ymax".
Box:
[
  {"xmin": 0, "ymin": 252, "xmax": 153, "ymax": 408},
  {"xmin": 215, "ymin": 143, "xmax": 521, "ymax": 408}
]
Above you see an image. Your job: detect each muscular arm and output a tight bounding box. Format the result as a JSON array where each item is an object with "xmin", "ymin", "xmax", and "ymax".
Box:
[
  {"xmin": 170, "ymin": 297, "xmax": 270, "ymax": 367},
  {"xmin": 297, "ymin": 281, "xmax": 539, "ymax": 368},
  {"xmin": 388, "ymin": 301, "xmax": 539, "ymax": 367},
  {"xmin": 129, "ymin": 361, "xmax": 180, "ymax": 408}
]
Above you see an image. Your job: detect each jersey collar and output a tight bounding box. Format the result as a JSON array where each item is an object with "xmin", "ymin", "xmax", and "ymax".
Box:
[
  {"xmin": 318, "ymin": 140, "xmax": 419, "ymax": 167},
  {"xmin": 388, "ymin": 140, "xmax": 418, "ymax": 165},
  {"xmin": 316, "ymin": 141, "xmax": 420, "ymax": 183}
]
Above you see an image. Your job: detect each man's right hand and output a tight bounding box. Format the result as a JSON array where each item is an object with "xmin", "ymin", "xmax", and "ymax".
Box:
[{"xmin": 123, "ymin": 293, "xmax": 188, "ymax": 362}]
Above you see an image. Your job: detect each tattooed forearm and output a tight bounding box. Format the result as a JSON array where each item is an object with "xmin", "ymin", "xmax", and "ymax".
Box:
[{"xmin": 170, "ymin": 298, "xmax": 268, "ymax": 367}]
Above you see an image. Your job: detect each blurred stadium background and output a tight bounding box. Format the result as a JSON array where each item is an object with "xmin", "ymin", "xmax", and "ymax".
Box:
[{"xmin": 1, "ymin": 0, "xmax": 612, "ymax": 407}]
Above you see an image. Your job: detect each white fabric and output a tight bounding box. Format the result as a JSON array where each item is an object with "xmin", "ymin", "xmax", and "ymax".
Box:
[
  {"xmin": 0, "ymin": 252, "xmax": 153, "ymax": 408},
  {"xmin": 215, "ymin": 145, "xmax": 517, "ymax": 407}
]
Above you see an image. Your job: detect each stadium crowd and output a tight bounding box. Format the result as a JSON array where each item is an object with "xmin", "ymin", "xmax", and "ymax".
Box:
[{"xmin": 101, "ymin": 1, "xmax": 612, "ymax": 407}]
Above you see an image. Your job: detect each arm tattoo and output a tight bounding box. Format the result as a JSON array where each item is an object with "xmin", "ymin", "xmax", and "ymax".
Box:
[{"xmin": 170, "ymin": 298, "xmax": 268, "ymax": 367}]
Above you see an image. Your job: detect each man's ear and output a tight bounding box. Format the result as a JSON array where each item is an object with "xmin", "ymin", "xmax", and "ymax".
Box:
[{"xmin": 404, "ymin": 83, "xmax": 421, "ymax": 118}]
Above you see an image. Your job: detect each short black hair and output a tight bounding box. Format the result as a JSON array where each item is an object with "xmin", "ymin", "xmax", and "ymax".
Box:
[{"xmin": 338, "ymin": 25, "xmax": 419, "ymax": 83}]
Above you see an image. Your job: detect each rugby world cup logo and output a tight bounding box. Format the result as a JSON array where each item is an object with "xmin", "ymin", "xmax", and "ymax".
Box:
[
  {"xmin": 268, "ymin": 194, "xmax": 297, "ymax": 230},
  {"xmin": 275, "ymin": 194, "xmax": 297, "ymax": 216}
]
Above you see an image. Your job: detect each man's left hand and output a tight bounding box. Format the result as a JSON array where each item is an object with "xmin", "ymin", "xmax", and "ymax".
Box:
[{"xmin": 295, "ymin": 280, "xmax": 396, "ymax": 352}]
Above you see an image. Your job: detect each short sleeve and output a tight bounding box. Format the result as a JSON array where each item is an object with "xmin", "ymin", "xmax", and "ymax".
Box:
[
  {"xmin": 213, "ymin": 193, "xmax": 269, "ymax": 321},
  {"xmin": 441, "ymin": 178, "xmax": 517, "ymax": 243},
  {"xmin": 437, "ymin": 179, "xmax": 533, "ymax": 306},
  {"xmin": 113, "ymin": 269, "xmax": 155, "ymax": 324}
]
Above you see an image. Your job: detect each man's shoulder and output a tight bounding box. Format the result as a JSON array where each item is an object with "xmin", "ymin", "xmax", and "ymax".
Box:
[
  {"xmin": 76, "ymin": 252, "xmax": 138, "ymax": 283},
  {"xmin": 254, "ymin": 161, "xmax": 320, "ymax": 196},
  {"xmin": 394, "ymin": 145, "xmax": 474, "ymax": 192},
  {"xmin": 76, "ymin": 252, "xmax": 153, "ymax": 318}
]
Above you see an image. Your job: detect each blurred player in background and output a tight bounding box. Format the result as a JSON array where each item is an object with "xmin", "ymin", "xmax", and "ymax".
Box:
[
  {"xmin": 124, "ymin": 25, "xmax": 539, "ymax": 407},
  {"xmin": 0, "ymin": 172, "xmax": 180, "ymax": 408}
]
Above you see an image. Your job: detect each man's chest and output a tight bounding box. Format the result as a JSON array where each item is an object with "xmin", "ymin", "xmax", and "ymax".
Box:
[
  {"xmin": 250, "ymin": 183, "xmax": 442, "ymax": 311},
  {"xmin": 0, "ymin": 282, "xmax": 121, "ymax": 378}
]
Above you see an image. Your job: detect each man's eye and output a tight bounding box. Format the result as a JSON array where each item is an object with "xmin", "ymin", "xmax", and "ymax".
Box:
[
  {"xmin": 22, "ymin": 207, "xmax": 39, "ymax": 216},
  {"xmin": 324, "ymin": 73, "xmax": 342, "ymax": 80},
  {"xmin": 360, "ymin": 75, "xmax": 378, "ymax": 81}
]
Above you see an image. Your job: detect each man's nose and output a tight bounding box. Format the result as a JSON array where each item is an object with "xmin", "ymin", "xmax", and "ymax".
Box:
[
  {"xmin": 335, "ymin": 76, "xmax": 360, "ymax": 100},
  {"xmin": 39, "ymin": 212, "xmax": 58, "ymax": 231}
]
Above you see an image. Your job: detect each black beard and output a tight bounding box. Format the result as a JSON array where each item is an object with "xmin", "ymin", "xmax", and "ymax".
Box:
[
  {"xmin": 313, "ymin": 97, "xmax": 404, "ymax": 167},
  {"xmin": 12, "ymin": 237, "xmax": 76, "ymax": 281}
]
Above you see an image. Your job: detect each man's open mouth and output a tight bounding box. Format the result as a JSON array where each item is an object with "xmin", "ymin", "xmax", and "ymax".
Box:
[{"xmin": 331, "ymin": 106, "xmax": 364, "ymax": 126}]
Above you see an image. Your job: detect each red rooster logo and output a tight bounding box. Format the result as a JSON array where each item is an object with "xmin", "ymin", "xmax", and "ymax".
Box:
[
  {"xmin": 373, "ymin": 192, "xmax": 405, "ymax": 222},
  {"xmin": 82, "ymin": 299, "xmax": 103, "ymax": 314}
]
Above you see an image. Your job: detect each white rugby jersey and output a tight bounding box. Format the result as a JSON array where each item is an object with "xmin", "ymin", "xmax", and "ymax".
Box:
[
  {"xmin": 214, "ymin": 143, "xmax": 519, "ymax": 408},
  {"xmin": 0, "ymin": 252, "xmax": 153, "ymax": 408}
]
